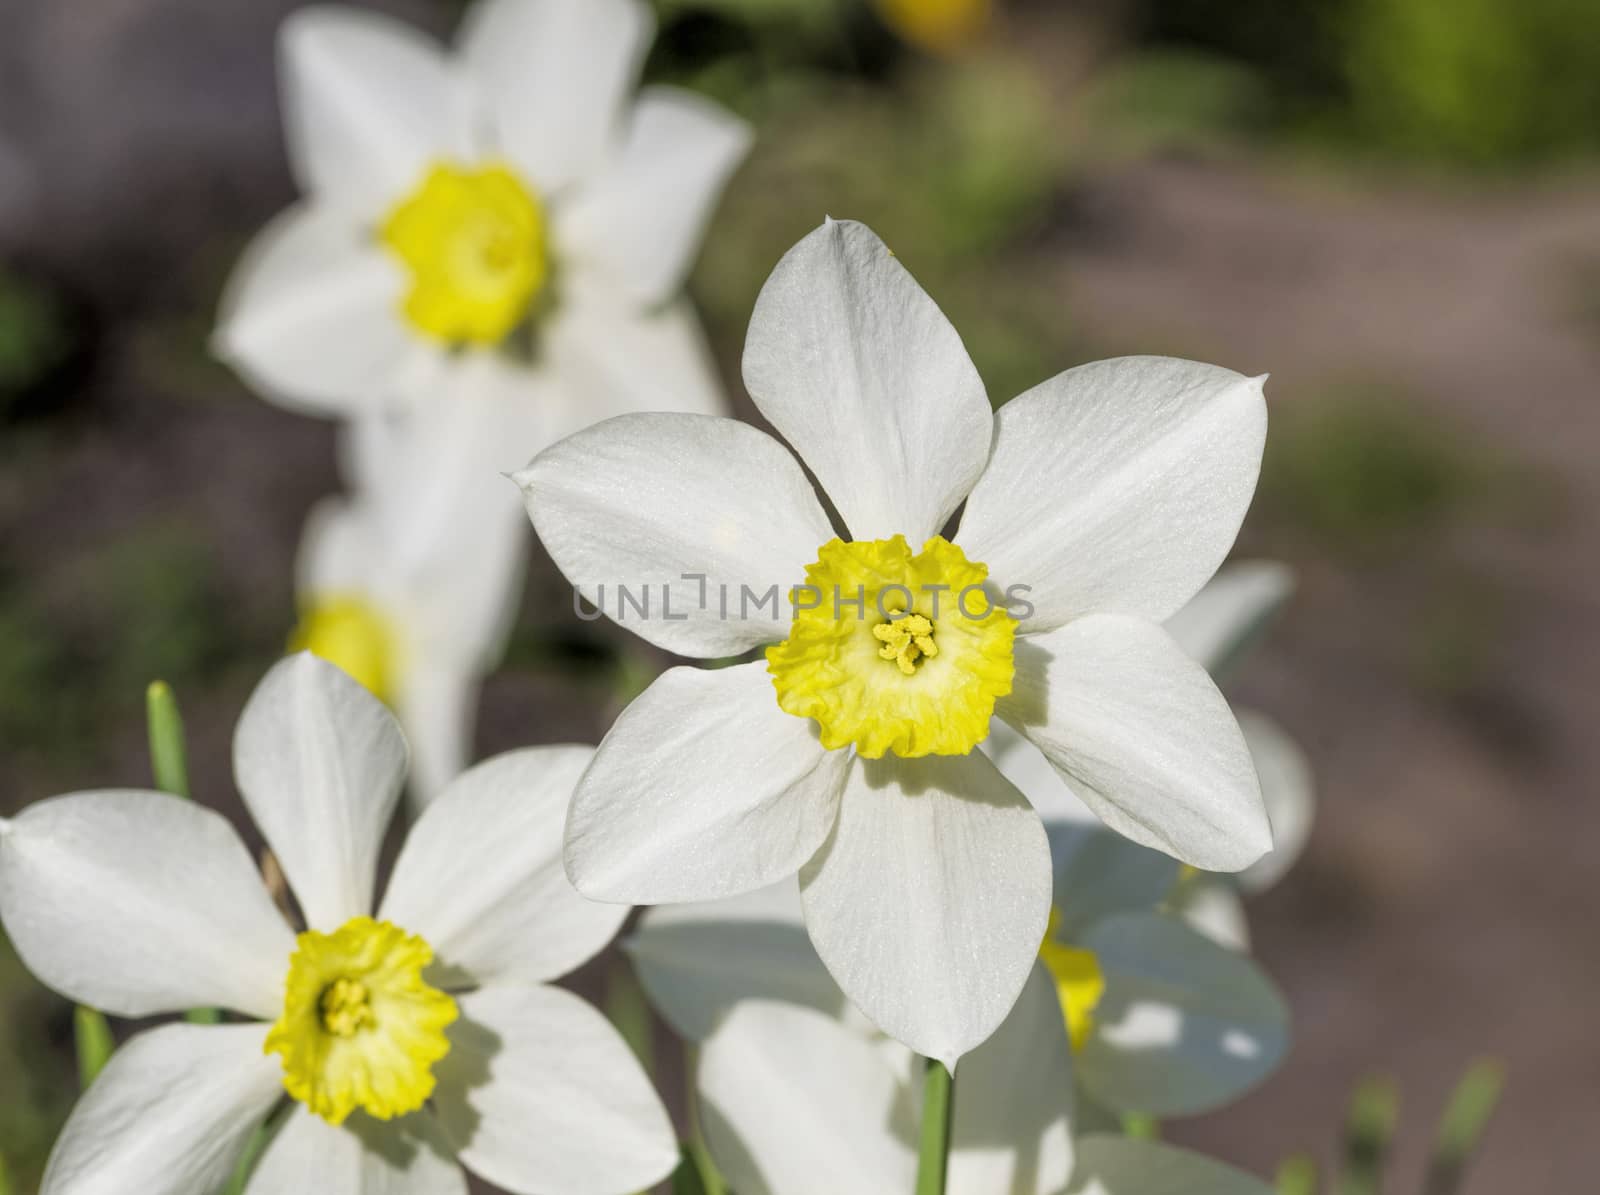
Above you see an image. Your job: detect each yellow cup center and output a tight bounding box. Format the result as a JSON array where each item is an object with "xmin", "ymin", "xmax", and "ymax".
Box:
[
  {"xmin": 1037, "ymin": 908, "xmax": 1106, "ymax": 1053},
  {"xmin": 289, "ymin": 594, "xmax": 398, "ymax": 706},
  {"xmin": 380, "ymin": 160, "xmax": 548, "ymax": 346}
]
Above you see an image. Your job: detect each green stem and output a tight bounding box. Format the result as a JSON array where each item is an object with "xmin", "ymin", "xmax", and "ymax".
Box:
[
  {"xmin": 683, "ymin": 1046, "xmax": 728, "ymax": 1195},
  {"xmin": 914, "ymin": 1058, "xmax": 954, "ymax": 1195},
  {"xmin": 73, "ymin": 1005, "xmax": 115, "ymax": 1089},
  {"xmin": 146, "ymin": 680, "xmax": 220, "ymax": 1025},
  {"xmin": 1423, "ymin": 1060, "xmax": 1504, "ymax": 1195}
]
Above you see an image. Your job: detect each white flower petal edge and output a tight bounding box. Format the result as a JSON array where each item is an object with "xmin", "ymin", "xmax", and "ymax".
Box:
[
  {"xmin": 567, "ymin": 662, "xmax": 851, "ymax": 903},
  {"xmin": 742, "ymin": 218, "xmax": 993, "ymax": 543},
  {"xmin": 1236, "ymin": 709, "xmax": 1316, "ymax": 894},
  {"xmin": 958, "ymin": 357, "xmax": 1268, "ymax": 632},
  {"xmin": 457, "ymin": 0, "xmax": 653, "ymax": 193},
  {"xmin": 561, "ymin": 86, "xmax": 752, "ymax": 304},
  {"xmin": 433, "ymin": 983, "xmax": 678, "ymax": 1195},
  {"xmin": 381, "ymin": 746, "xmax": 626, "ymax": 986},
  {"xmin": 280, "ymin": 5, "xmax": 470, "ymax": 211},
  {"xmin": 627, "ymin": 880, "xmax": 846, "ymax": 1042},
  {"xmin": 1002, "ymin": 615, "xmax": 1271, "ymax": 872},
  {"xmin": 41, "ymin": 1023, "xmax": 282, "ymax": 1195},
  {"xmin": 212, "ymin": 203, "xmax": 414, "ymax": 417},
  {"xmin": 245, "ymin": 1105, "xmax": 466, "ymax": 1195},
  {"xmin": 1170, "ymin": 875, "xmax": 1252, "ymax": 953},
  {"xmin": 698, "ymin": 1001, "xmax": 918, "ymax": 1195},
  {"xmin": 947, "ymin": 966, "xmax": 1076, "ymax": 1195},
  {"xmin": 1079, "ymin": 913, "xmax": 1289, "ymax": 1118},
  {"xmin": 517, "ymin": 413, "xmax": 833, "ymax": 658},
  {"xmin": 0, "ymin": 792, "xmax": 292, "ymax": 1020},
  {"xmin": 1068, "ymin": 1135, "xmax": 1276, "ymax": 1195},
  {"xmin": 799, "ymin": 750, "xmax": 1051, "ymax": 1068},
  {"xmin": 1164, "ymin": 561, "xmax": 1295, "ymax": 680},
  {"xmin": 233, "ymin": 652, "xmax": 408, "ymax": 930}
]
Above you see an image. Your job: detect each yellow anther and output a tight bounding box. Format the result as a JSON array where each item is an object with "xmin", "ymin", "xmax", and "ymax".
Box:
[
  {"xmin": 319, "ymin": 978, "xmax": 374, "ymax": 1037},
  {"xmin": 873, "ymin": 612, "xmax": 939, "ymax": 675}
]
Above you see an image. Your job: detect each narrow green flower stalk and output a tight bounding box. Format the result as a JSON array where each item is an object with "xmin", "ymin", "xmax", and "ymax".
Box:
[
  {"xmin": 1338, "ymin": 1075, "xmax": 1399, "ymax": 1195},
  {"xmin": 146, "ymin": 680, "xmax": 221, "ymax": 1025},
  {"xmin": 73, "ymin": 1005, "xmax": 115, "ymax": 1090},
  {"xmin": 605, "ymin": 958, "xmax": 654, "ymax": 1070},
  {"xmin": 1122, "ymin": 1112, "xmax": 1160, "ymax": 1141},
  {"xmin": 1277, "ymin": 1154, "xmax": 1320, "ymax": 1195},
  {"xmin": 1423, "ymin": 1059, "xmax": 1504, "ymax": 1195},
  {"xmin": 915, "ymin": 1058, "xmax": 954, "ymax": 1195},
  {"xmin": 0, "ymin": 1147, "xmax": 12, "ymax": 1195}
]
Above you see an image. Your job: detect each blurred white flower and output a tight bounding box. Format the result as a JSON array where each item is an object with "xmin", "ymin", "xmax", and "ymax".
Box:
[
  {"xmin": 215, "ymin": 0, "xmax": 748, "ymax": 448},
  {"xmin": 519, "ymin": 216, "xmax": 1272, "ymax": 1065},
  {"xmin": 291, "ymin": 400, "xmax": 531, "ymax": 803},
  {"xmin": 1162, "ymin": 562, "xmax": 1317, "ymax": 950},
  {"xmin": 0, "ymin": 654, "xmax": 674, "ymax": 1195}
]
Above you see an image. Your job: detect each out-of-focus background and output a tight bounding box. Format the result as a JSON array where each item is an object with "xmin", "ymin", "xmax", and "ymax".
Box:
[{"xmin": 2, "ymin": 0, "xmax": 1598, "ymax": 1190}]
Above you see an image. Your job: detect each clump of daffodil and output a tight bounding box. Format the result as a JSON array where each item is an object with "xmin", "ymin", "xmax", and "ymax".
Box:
[
  {"xmin": 518, "ymin": 217, "xmax": 1274, "ymax": 1066},
  {"xmin": 0, "ymin": 654, "xmax": 675, "ymax": 1195},
  {"xmin": 216, "ymin": 0, "xmax": 749, "ymax": 435}
]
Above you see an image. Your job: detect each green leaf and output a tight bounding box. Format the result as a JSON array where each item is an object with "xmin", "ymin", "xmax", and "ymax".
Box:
[
  {"xmin": 1338, "ymin": 1075, "xmax": 1399, "ymax": 1195},
  {"xmin": 146, "ymin": 680, "xmax": 192, "ymax": 800},
  {"xmin": 1277, "ymin": 1154, "xmax": 1319, "ymax": 1195},
  {"xmin": 1423, "ymin": 1059, "xmax": 1504, "ymax": 1195}
]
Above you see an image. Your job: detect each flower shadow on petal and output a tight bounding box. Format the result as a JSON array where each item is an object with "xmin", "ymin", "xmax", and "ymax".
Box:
[
  {"xmin": 994, "ymin": 637, "xmax": 1054, "ymax": 732},
  {"xmin": 428, "ymin": 1013, "xmax": 500, "ymax": 1151},
  {"xmin": 342, "ymin": 1107, "xmax": 460, "ymax": 1169}
]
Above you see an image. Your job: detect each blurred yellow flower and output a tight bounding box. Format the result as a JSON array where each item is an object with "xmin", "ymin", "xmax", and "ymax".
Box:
[
  {"xmin": 290, "ymin": 593, "xmax": 399, "ymax": 705},
  {"xmin": 874, "ymin": 0, "xmax": 993, "ymax": 56}
]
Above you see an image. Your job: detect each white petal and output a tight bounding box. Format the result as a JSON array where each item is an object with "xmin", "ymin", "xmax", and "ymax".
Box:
[
  {"xmin": 0, "ymin": 792, "xmax": 292, "ymax": 1020},
  {"xmin": 1163, "ymin": 561, "xmax": 1295, "ymax": 679},
  {"xmin": 215, "ymin": 204, "xmax": 417, "ymax": 417},
  {"xmin": 957, "ymin": 358, "xmax": 1268, "ymax": 631},
  {"xmin": 799, "ymin": 751, "xmax": 1051, "ymax": 1067},
  {"xmin": 434, "ymin": 983, "xmax": 678, "ymax": 1195},
  {"xmin": 698, "ymin": 1001, "xmax": 917, "ymax": 1195},
  {"xmin": 566, "ymin": 662, "xmax": 850, "ymax": 902},
  {"xmin": 1002, "ymin": 615, "xmax": 1271, "ymax": 872},
  {"xmin": 394, "ymin": 663, "xmax": 477, "ymax": 809},
  {"xmin": 541, "ymin": 284, "xmax": 731, "ymax": 428},
  {"xmin": 1235, "ymin": 709, "xmax": 1316, "ymax": 894},
  {"xmin": 245, "ymin": 1105, "xmax": 465, "ymax": 1195},
  {"xmin": 458, "ymin": 0, "xmax": 653, "ymax": 193},
  {"xmin": 42, "ymin": 1023, "xmax": 281, "ymax": 1195},
  {"xmin": 561, "ymin": 86, "xmax": 750, "ymax": 304},
  {"xmin": 947, "ymin": 967, "xmax": 1075, "ymax": 1195},
  {"xmin": 742, "ymin": 219, "xmax": 993, "ymax": 542},
  {"xmin": 627, "ymin": 880, "xmax": 845, "ymax": 1042},
  {"xmin": 985, "ymin": 721, "xmax": 1181, "ymax": 940},
  {"xmin": 517, "ymin": 416, "xmax": 833, "ymax": 658},
  {"xmin": 1169, "ymin": 875, "xmax": 1252, "ymax": 953},
  {"xmin": 1078, "ymin": 913, "xmax": 1288, "ymax": 1117},
  {"xmin": 381, "ymin": 746, "xmax": 625, "ymax": 985},
  {"xmin": 234, "ymin": 653, "xmax": 408, "ymax": 930},
  {"xmin": 279, "ymin": 6, "xmax": 469, "ymax": 211},
  {"xmin": 1068, "ymin": 1136, "xmax": 1275, "ymax": 1195}
]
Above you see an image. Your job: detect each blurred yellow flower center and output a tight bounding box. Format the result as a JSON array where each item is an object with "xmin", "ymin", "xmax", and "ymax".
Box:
[
  {"xmin": 873, "ymin": 0, "xmax": 992, "ymax": 56},
  {"xmin": 381, "ymin": 161, "xmax": 548, "ymax": 345},
  {"xmin": 289, "ymin": 595, "xmax": 397, "ymax": 705},
  {"xmin": 266, "ymin": 917, "xmax": 458, "ymax": 1126},
  {"xmin": 1037, "ymin": 908, "xmax": 1106, "ymax": 1052},
  {"xmin": 766, "ymin": 535, "xmax": 1015, "ymax": 759}
]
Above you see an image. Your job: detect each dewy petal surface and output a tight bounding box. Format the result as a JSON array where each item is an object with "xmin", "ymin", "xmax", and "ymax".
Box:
[
  {"xmin": 381, "ymin": 746, "xmax": 626, "ymax": 986},
  {"xmin": 698, "ymin": 1001, "xmax": 918, "ymax": 1195},
  {"xmin": 1068, "ymin": 1136, "xmax": 1276, "ymax": 1195},
  {"xmin": 799, "ymin": 750, "xmax": 1051, "ymax": 1067},
  {"xmin": 1163, "ymin": 561, "xmax": 1295, "ymax": 681},
  {"xmin": 0, "ymin": 791, "xmax": 292, "ymax": 1020},
  {"xmin": 280, "ymin": 6, "xmax": 470, "ymax": 211},
  {"xmin": 560, "ymin": 86, "xmax": 750, "ymax": 304},
  {"xmin": 947, "ymin": 966, "xmax": 1076, "ymax": 1195},
  {"xmin": 433, "ymin": 983, "xmax": 678, "ymax": 1195},
  {"xmin": 957, "ymin": 357, "xmax": 1268, "ymax": 632},
  {"xmin": 1078, "ymin": 913, "xmax": 1289, "ymax": 1117},
  {"xmin": 628, "ymin": 880, "xmax": 846, "ymax": 1042},
  {"xmin": 742, "ymin": 219, "xmax": 993, "ymax": 543},
  {"xmin": 244, "ymin": 1104, "xmax": 465, "ymax": 1195},
  {"xmin": 566, "ymin": 662, "xmax": 850, "ymax": 903},
  {"xmin": 214, "ymin": 203, "xmax": 414, "ymax": 417},
  {"xmin": 234, "ymin": 653, "xmax": 409, "ymax": 930},
  {"xmin": 518, "ymin": 414, "xmax": 835, "ymax": 658},
  {"xmin": 1002, "ymin": 615, "xmax": 1271, "ymax": 873},
  {"xmin": 41, "ymin": 1023, "xmax": 283, "ymax": 1195},
  {"xmin": 457, "ymin": 0, "xmax": 652, "ymax": 193}
]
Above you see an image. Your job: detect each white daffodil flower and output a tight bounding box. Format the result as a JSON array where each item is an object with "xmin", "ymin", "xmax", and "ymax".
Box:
[
  {"xmin": 291, "ymin": 402, "xmax": 530, "ymax": 803},
  {"xmin": 215, "ymin": 0, "xmax": 748, "ymax": 440},
  {"xmin": 1161, "ymin": 562, "xmax": 1317, "ymax": 951},
  {"xmin": 653, "ymin": 990, "xmax": 1270, "ymax": 1195},
  {"xmin": 518, "ymin": 217, "xmax": 1273, "ymax": 1065},
  {"xmin": 0, "ymin": 654, "xmax": 676, "ymax": 1195}
]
